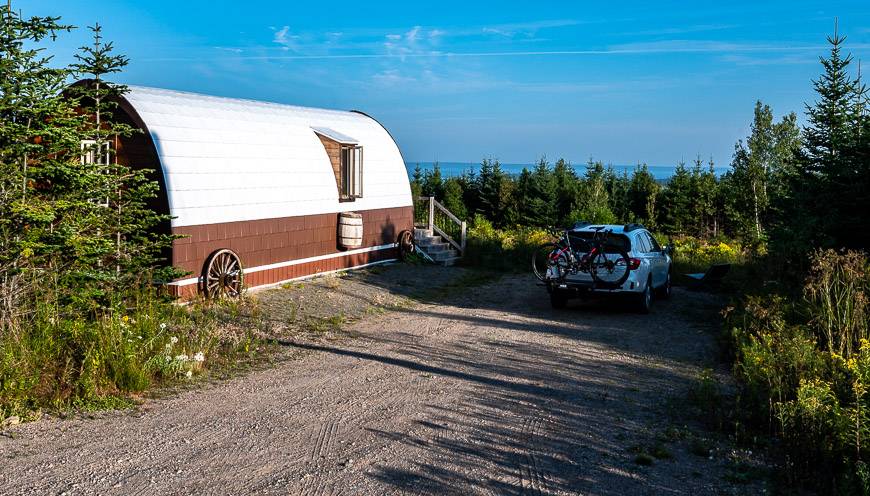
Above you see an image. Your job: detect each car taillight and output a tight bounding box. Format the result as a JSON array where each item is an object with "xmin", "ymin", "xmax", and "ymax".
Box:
[{"xmin": 628, "ymin": 258, "xmax": 641, "ymax": 270}]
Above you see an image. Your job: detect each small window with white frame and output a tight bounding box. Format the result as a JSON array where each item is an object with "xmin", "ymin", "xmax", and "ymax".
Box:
[
  {"xmin": 80, "ymin": 140, "xmax": 112, "ymax": 207},
  {"xmin": 313, "ymin": 127, "xmax": 363, "ymax": 201},
  {"xmin": 340, "ymin": 144, "xmax": 363, "ymax": 200}
]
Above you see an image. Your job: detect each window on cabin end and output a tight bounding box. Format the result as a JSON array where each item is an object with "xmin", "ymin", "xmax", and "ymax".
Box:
[
  {"xmin": 313, "ymin": 127, "xmax": 363, "ymax": 201},
  {"xmin": 340, "ymin": 144, "xmax": 363, "ymax": 200},
  {"xmin": 80, "ymin": 139, "xmax": 112, "ymax": 207}
]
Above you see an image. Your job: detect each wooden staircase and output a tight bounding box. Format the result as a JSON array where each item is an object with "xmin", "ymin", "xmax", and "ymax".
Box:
[
  {"xmin": 414, "ymin": 228, "xmax": 462, "ymax": 266},
  {"xmin": 414, "ymin": 197, "xmax": 467, "ymax": 266}
]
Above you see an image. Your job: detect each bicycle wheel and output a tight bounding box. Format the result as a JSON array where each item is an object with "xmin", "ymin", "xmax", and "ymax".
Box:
[
  {"xmin": 532, "ymin": 243, "xmax": 569, "ymax": 282},
  {"xmin": 589, "ymin": 249, "xmax": 631, "ymax": 289}
]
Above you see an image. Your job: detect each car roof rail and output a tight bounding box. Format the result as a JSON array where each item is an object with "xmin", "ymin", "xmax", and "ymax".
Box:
[{"xmin": 623, "ymin": 223, "xmax": 645, "ymax": 232}]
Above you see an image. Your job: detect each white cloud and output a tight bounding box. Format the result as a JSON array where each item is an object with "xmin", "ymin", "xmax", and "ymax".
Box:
[
  {"xmin": 482, "ymin": 19, "xmax": 580, "ymax": 38},
  {"xmin": 625, "ymin": 24, "xmax": 739, "ymax": 36},
  {"xmin": 214, "ymin": 46, "xmax": 244, "ymax": 54},
  {"xmin": 607, "ymin": 40, "xmax": 828, "ymax": 54},
  {"xmin": 405, "ymin": 26, "xmax": 421, "ymax": 42},
  {"xmin": 272, "ymin": 25, "xmax": 300, "ymax": 51}
]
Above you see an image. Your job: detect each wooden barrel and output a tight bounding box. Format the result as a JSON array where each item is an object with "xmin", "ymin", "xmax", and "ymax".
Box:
[{"xmin": 338, "ymin": 211, "xmax": 363, "ymax": 248}]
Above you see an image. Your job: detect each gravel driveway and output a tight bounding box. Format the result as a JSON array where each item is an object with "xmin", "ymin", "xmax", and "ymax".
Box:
[{"xmin": 0, "ymin": 268, "xmax": 758, "ymax": 495}]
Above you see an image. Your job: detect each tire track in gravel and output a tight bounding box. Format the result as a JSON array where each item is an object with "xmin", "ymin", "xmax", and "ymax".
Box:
[
  {"xmin": 309, "ymin": 419, "xmax": 341, "ymax": 464},
  {"xmin": 518, "ymin": 415, "xmax": 551, "ymax": 496}
]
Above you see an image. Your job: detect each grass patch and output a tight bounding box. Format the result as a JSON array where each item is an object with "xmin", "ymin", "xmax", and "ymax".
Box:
[
  {"xmin": 0, "ymin": 286, "xmax": 265, "ymax": 421},
  {"xmin": 302, "ymin": 313, "xmax": 348, "ymax": 334}
]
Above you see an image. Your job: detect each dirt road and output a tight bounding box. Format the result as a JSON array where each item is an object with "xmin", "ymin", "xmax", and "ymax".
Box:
[{"xmin": 1, "ymin": 271, "xmax": 754, "ymax": 495}]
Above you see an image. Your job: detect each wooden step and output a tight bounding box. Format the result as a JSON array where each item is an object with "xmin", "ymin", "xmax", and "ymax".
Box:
[
  {"xmin": 423, "ymin": 242, "xmax": 451, "ymax": 253},
  {"xmin": 415, "ymin": 235, "xmax": 443, "ymax": 247},
  {"xmin": 431, "ymin": 248, "xmax": 459, "ymax": 262}
]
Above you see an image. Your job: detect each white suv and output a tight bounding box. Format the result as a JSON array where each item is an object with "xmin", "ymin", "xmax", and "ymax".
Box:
[{"xmin": 545, "ymin": 223, "xmax": 672, "ymax": 313}]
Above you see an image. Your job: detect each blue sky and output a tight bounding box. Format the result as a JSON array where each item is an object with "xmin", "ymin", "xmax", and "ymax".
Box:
[{"xmin": 19, "ymin": 1, "xmax": 870, "ymax": 166}]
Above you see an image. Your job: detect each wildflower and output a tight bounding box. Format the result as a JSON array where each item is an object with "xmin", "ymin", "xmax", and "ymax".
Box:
[
  {"xmin": 175, "ymin": 354, "xmax": 189, "ymax": 362},
  {"xmin": 122, "ymin": 315, "xmax": 129, "ymax": 322},
  {"xmin": 193, "ymin": 352, "xmax": 205, "ymax": 363},
  {"xmin": 160, "ymin": 323, "xmax": 168, "ymax": 330},
  {"xmin": 185, "ymin": 370, "xmax": 193, "ymax": 379},
  {"xmin": 170, "ymin": 336, "xmax": 179, "ymax": 345}
]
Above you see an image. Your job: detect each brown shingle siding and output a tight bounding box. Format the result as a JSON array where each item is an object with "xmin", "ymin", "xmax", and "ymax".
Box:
[{"xmin": 171, "ymin": 206, "xmax": 411, "ymax": 292}]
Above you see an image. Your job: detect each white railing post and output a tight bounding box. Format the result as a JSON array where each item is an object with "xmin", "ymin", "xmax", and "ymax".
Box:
[
  {"xmin": 428, "ymin": 196, "xmax": 435, "ymax": 232},
  {"xmin": 460, "ymin": 221, "xmax": 467, "ymax": 253}
]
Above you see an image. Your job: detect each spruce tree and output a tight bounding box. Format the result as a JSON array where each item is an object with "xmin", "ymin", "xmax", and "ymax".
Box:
[
  {"xmin": 477, "ymin": 158, "xmax": 507, "ymax": 225},
  {"xmin": 68, "ymin": 24, "xmax": 176, "ymax": 297},
  {"xmin": 603, "ymin": 166, "xmax": 630, "ymax": 223},
  {"xmin": 552, "ymin": 158, "xmax": 577, "ymax": 226},
  {"xmin": 515, "ymin": 158, "xmax": 557, "ymax": 227},
  {"xmin": 441, "ymin": 178, "xmax": 467, "ymax": 220},
  {"xmin": 0, "ymin": 6, "xmax": 80, "ymax": 322},
  {"xmin": 659, "ymin": 162, "xmax": 692, "ymax": 234},
  {"xmin": 778, "ymin": 25, "xmax": 866, "ymax": 250},
  {"xmin": 688, "ymin": 157, "xmax": 718, "ymax": 237},
  {"xmin": 421, "ymin": 162, "xmax": 443, "ymax": 199},
  {"xmin": 410, "ymin": 163, "xmax": 423, "ymax": 200},
  {"xmin": 628, "ymin": 164, "xmax": 659, "ymax": 229}
]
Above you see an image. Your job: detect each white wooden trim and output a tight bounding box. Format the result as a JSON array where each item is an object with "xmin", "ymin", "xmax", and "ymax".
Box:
[
  {"xmin": 245, "ymin": 259, "xmax": 397, "ymax": 293},
  {"xmin": 167, "ymin": 242, "xmax": 397, "ymax": 287}
]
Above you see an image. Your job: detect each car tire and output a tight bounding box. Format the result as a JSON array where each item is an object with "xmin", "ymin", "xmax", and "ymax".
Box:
[
  {"xmin": 550, "ymin": 290, "xmax": 568, "ymax": 309},
  {"xmin": 635, "ymin": 277, "xmax": 652, "ymax": 314},
  {"xmin": 655, "ymin": 270, "xmax": 672, "ymax": 300}
]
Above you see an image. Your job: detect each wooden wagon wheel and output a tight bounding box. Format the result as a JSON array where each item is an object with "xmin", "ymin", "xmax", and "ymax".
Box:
[
  {"xmin": 398, "ymin": 230, "xmax": 415, "ymax": 261},
  {"xmin": 202, "ymin": 249, "xmax": 244, "ymax": 298}
]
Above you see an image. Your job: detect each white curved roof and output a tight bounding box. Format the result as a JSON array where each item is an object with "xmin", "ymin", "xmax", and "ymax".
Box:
[{"xmin": 123, "ymin": 86, "xmax": 412, "ymax": 227}]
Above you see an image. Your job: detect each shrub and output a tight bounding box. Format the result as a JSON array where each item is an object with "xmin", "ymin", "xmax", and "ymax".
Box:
[
  {"xmin": 670, "ymin": 236, "xmax": 745, "ymax": 273},
  {"xmin": 726, "ymin": 249, "xmax": 870, "ymax": 492},
  {"xmin": 463, "ymin": 215, "xmax": 551, "ymax": 271},
  {"xmin": 0, "ymin": 284, "xmax": 256, "ymax": 419}
]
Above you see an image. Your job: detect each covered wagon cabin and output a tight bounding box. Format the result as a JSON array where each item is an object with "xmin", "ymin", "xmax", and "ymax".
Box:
[{"xmin": 91, "ymin": 84, "xmax": 414, "ymax": 298}]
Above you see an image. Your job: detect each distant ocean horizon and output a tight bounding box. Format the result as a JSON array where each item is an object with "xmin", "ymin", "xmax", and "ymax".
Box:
[{"xmin": 405, "ymin": 161, "xmax": 731, "ymax": 180}]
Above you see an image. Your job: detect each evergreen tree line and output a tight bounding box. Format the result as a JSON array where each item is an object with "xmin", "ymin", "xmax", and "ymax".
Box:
[
  {"xmin": 0, "ymin": 8, "xmax": 172, "ymax": 327},
  {"xmin": 411, "ymin": 30, "xmax": 869, "ymax": 254},
  {"xmin": 412, "ymin": 156, "xmax": 756, "ymax": 240}
]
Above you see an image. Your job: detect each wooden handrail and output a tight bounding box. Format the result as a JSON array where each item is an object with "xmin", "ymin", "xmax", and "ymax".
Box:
[
  {"xmin": 416, "ymin": 196, "xmax": 467, "ymax": 255},
  {"xmin": 432, "ymin": 198, "xmax": 463, "ymax": 225}
]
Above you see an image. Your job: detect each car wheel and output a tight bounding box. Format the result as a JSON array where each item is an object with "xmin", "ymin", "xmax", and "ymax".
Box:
[
  {"xmin": 550, "ymin": 290, "xmax": 568, "ymax": 309},
  {"xmin": 635, "ymin": 278, "xmax": 652, "ymax": 314},
  {"xmin": 655, "ymin": 270, "xmax": 672, "ymax": 300}
]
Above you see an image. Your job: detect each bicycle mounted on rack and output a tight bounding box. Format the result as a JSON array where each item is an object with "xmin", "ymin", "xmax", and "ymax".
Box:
[{"xmin": 532, "ymin": 224, "xmax": 634, "ymax": 290}]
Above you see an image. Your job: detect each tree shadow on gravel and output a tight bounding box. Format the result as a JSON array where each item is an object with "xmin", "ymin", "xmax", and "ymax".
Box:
[
  {"xmin": 263, "ymin": 265, "xmax": 732, "ymax": 494},
  {"xmin": 274, "ymin": 318, "xmax": 721, "ymax": 495}
]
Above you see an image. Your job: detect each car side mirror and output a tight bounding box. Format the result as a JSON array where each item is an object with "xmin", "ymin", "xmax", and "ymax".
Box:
[{"xmin": 664, "ymin": 245, "xmax": 674, "ymax": 256}]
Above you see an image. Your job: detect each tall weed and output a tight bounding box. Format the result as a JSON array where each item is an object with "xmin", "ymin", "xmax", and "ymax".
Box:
[
  {"xmin": 727, "ymin": 249, "xmax": 870, "ymax": 493},
  {"xmin": 804, "ymin": 249, "xmax": 869, "ymax": 357}
]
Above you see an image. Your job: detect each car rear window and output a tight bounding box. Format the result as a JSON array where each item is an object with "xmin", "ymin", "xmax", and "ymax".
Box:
[{"xmin": 568, "ymin": 231, "xmax": 631, "ymax": 253}]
